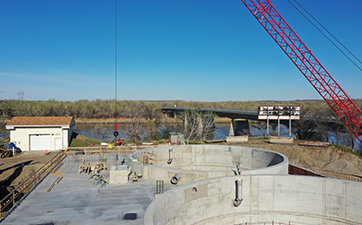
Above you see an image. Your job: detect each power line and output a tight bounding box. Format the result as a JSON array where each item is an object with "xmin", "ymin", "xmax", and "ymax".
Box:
[{"xmin": 288, "ymin": 0, "xmax": 362, "ymax": 72}]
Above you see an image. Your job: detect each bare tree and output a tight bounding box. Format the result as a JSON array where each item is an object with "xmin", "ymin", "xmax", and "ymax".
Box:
[
  {"xmin": 179, "ymin": 109, "xmax": 215, "ymax": 143},
  {"xmin": 143, "ymin": 104, "xmax": 162, "ymax": 140},
  {"xmin": 91, "ymin": 125, "xmax": 109, "ymax": 141},
  {"xmin": 179, "ymin": 109, "xmax": 199, "ymax": 143},
  {"xmin": 123, "ymin": 101, "xmax": 146, "ymax": 143},
  {"xmin": 200, "ymin": 115, "xmax": 215, "ymax": 140},
  {"xmin": 339, "ymin": 129, "xmax": 356, "ymax": 150},
  {"xmin": 292, "ymin": 106, "xmax": 318, "ymax": 140}
]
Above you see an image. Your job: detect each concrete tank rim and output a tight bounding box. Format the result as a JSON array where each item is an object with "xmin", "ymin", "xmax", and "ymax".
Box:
[
  {"xmin": 144, "ymin": 174, "xmax": 361, "ymax": 225},
  {"xmin": 144, "ymin": 174, "xmax": 291, "ymax": 225},
  {"xmin": 244, "ymin": 146, "xmax": 289, "ymax": 171},
  {"xmin": 136, "ymin": 144, "xmax": 288, "ymax": 172}
]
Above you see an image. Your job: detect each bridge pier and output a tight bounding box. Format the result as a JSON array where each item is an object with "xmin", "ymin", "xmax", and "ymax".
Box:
[{"xmin": 228, "ymin": 119, "xmax": 250, "ymax": 136}]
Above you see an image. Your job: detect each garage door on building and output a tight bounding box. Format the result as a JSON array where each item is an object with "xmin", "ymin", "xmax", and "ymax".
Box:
[{"xmin": 30, "ymin": 134, "xmax": 51, "ymax": 151}]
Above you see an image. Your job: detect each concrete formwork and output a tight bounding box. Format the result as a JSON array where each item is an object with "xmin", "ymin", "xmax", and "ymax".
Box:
[
  {"xmin": 145, "ymin": 175, "xmax": 362, "ymax": 225},
  {"xmin": 130, "ymin": 145, "xmax": 288, "ymax": 185}
]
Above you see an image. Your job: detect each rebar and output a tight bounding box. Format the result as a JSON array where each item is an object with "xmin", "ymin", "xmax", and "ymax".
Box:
[{"xmin": 156, "ymin": 180, "xmax": 164, "ymax": 195}]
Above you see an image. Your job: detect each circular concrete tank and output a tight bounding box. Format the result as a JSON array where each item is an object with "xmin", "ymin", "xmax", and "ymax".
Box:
[
  {"xmin": 144, "ymin": 175, "xmax": 362, "ymax": 225},
  {"xmin": 129, "ymin": 145, "xmax": 288, "ymax": 185}
]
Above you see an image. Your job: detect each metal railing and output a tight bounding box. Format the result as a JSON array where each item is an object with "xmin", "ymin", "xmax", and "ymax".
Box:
[
  {"xmin": 0, "ymin": 151, "xmax": 66, "ymax": 220},
  {"xmin": 235, "ymin": 222, "xmax": 320, "ymax": 225},
  {"xmin": 65, "ymin": 146, "xmax": 153, "ymax": 156},
  {"xmin": 288, "ymin": 164, "xmax": 325, "ymax": 177},
  {"xmin": 289, "ymin": 164, "xmax": 362, "ymax": 183},
  {"xmin": 312, "ymin": 168, "xmax": 362, "ymax": 183},
  {"xmin": 64, "ymin": 154, "xmax": 108, "ymax": 164}
]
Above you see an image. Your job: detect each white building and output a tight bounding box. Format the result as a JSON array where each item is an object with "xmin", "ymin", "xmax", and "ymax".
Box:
[{"xmin": 6, "ymin": 116, "xmax": 76, "ymax": 151}]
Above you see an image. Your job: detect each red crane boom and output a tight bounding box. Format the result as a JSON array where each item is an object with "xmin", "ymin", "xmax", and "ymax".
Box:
[{"xmin": 240, "ymin": 0, "xmax": 362, "ymax": 143}]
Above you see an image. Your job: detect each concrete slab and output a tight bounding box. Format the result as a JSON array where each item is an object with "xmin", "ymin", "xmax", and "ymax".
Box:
[
  {"xmin": 225, "ymin": 135, "xmax": 248, "ymax": 143},
  {"xmin": 1, "ymin": 154, "xmax": 171, "ymax": 225},
  {"xmin": 110, "ymin": 166, "xmax": 129, "ymax": 184},
  {"xmin": 269, "ymin": 136, "xmax": 293, "ymax": 144}
]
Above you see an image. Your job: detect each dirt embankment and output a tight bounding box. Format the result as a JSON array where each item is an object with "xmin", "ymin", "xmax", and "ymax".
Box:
[
  {"xmin": 0, "ymin": 151, "xmax": 58, "ymax": 200},
  {"xmin": 239, "ymin": 140, "xmax": 362, "ymax": 176}
]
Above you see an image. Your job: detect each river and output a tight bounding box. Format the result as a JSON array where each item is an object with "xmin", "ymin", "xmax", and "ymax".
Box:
[
  {"xmin": 74, "ymin": 123, "xmax": 361, "ymax": 151},
  {"xmin": 1, "ymin": 123, "xmax": 359, "ymax": 150},
  {"xmin": 73, "ymin": 123, "xmax": 293, "ymax": 141}
]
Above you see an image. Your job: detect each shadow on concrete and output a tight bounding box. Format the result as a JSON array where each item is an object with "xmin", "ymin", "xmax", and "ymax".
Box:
[
  {"xmin": 0, "ymin": 160, "xmax": 33, "ymax": 182},
  {"xmin": 0, "ymin": 161, "xmax": 33, "ymax": 211},
  {"xmin": 0, "ymin": 160, "xmax": 33, "ymax": 200},
  {"xmin": 267, "ymin": 154, "xmax": 284, "ymax": 167}
]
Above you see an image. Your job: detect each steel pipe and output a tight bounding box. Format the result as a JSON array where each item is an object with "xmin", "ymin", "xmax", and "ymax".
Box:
[
  {"xmin": 233, "ymin": 179, "xmax": 243, "ymax": 207},
  {"xmin": 167, "ymin": 148, "xmax": 173, "ymax": 164}
]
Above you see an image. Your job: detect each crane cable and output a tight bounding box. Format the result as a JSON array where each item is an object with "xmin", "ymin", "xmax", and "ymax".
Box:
[
  {"xmin": 114, "ymin": 0, "xmax": 118, "ymax": 136},
  {"xmin": 287, "ymin": 0, "xmax": 362, "ymax": 73},
  {"xmin": 115, "ymin": 0, "xmax": 117, "ymax": 117}
]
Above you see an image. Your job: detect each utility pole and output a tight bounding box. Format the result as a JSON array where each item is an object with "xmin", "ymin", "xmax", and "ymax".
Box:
[
  {"xmin": 17, "ymin": 90, "xmax": 26, "ymax": 116},
  {"xmin": 17, "ymin": 91, "xmax": 25, "ymax": 100}
]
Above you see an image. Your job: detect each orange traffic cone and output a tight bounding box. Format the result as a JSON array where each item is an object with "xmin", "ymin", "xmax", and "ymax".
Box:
[{"xmin": 44, "ymin": 150, "xmax": 48, "ymax": 155}]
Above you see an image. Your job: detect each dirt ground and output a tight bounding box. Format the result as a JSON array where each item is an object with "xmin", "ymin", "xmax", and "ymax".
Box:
[
  {"xmin": 0, "ymin": 151, "xmax": 58, "ymax": 200},
  {"xmin": 238, "ymin": 139, "xmax": 362, "ymax": 176}
]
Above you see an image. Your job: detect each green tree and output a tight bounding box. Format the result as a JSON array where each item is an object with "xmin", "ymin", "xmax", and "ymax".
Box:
[{"xmin": 1, "ymin": 101, "xmax": 14, "ymax": 118}]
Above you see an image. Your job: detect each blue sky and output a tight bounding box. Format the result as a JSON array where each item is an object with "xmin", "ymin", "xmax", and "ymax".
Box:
[{"xmin": 1, "ymin": 0, "xmax": 362, "ymax": 102}]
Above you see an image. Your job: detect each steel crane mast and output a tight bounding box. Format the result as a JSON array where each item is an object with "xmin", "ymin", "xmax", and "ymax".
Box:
[{"xmin": 240, "ymin": 0, "xmax": 362, "ymax": 143}]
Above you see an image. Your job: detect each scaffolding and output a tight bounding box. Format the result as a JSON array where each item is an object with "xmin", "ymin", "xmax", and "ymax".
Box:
[{"xmin": 142, "ymin": 152, "xmax": 157, "ymax": 166}]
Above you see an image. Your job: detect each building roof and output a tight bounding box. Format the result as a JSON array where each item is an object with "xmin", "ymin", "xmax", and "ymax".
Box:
[{"xmin": 6, "ymin": 116, "xmax": 75, "ymax": 126}]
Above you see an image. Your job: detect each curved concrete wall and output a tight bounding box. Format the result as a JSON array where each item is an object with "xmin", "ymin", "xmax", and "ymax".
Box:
[
  {"xmin": 130, "ymin": 145, "xmax": 288, "ymax": 185},
  {"xmin": 145, "ymin": 175, "xmax": 362, "ymax": 225}
]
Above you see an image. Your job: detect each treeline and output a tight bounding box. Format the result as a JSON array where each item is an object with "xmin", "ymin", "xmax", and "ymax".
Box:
[
  {"xmin": 0, "ymin": 99, "xmax": 159, "ymax": 119},
  {"xmin": 1, "ymin": 99, "xmax": 346, "ymax": 119},
  {"xmin": 2, "ymin": 99, "xmax": 362, "ymax": 149}
]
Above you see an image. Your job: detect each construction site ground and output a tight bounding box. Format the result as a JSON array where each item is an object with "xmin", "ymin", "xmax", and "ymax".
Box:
[
  {"xmin": 1, "ymin": 140, "xmax": 362, "ymax": 200},
  {"xmin": 0, "ymin": 151, "xmax": 58, "ymax": 201},
  {"xmin": 0, "ymin": 140, "xmax": 362, "ymax": 224},
  {"xmin": 1, "ymin": 154, "xmax": 171, "ymax": 225}
]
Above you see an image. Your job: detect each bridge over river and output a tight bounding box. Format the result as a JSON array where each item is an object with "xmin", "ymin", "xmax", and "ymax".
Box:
[
  {"xmin": 162, "ymin": 107, "xmax": 261, "ymax": 120},
  {"xmin": 162, "ymin": 107, "xmax": 259, "ymax": 120},
  {"xmin": 161, "ymin": 107, "xmax": 346, "ymax": 139}
]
